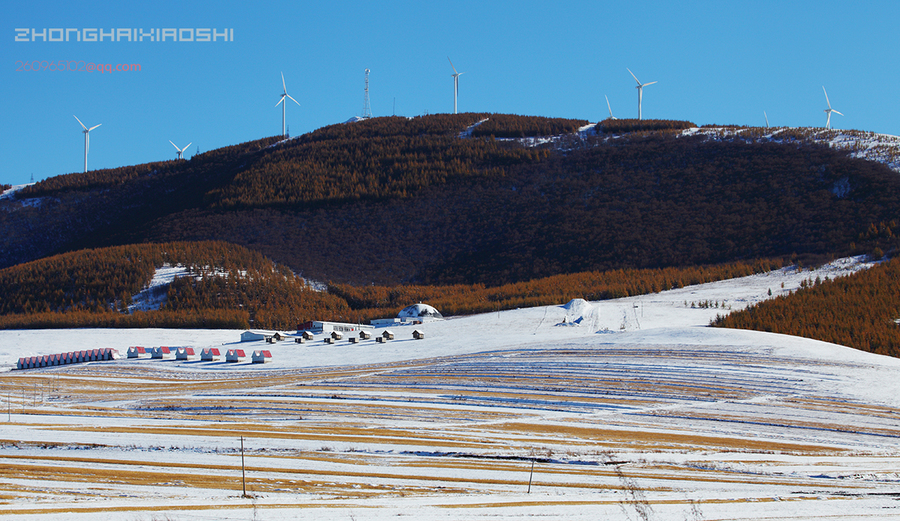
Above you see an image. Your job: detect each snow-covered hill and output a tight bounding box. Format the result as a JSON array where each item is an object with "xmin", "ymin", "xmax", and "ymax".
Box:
[
  {"xmin": 681, "ymin": 126, "xmax": 900, "ymax": 173},
  {"xmin": 3, "ymin": 256, "xmax": 900, "ymax": 520}
]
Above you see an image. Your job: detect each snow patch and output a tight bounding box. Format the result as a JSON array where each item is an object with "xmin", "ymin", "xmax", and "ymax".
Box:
[
  {"xmin": 127, "ymin": 264, "xmax": 191, "ymax": 312},
  {"xmin": 0, "ymin": 183, "xmax": 35, "ymax": 200},
  {"xmin": 459, "ymin": 117, "xmax": 490, "ymax": 138}
]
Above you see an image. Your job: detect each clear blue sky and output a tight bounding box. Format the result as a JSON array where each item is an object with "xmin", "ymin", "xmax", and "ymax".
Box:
[{"xmin": 3, "ymin": 0, "xmax": 898, "ymax": 187}]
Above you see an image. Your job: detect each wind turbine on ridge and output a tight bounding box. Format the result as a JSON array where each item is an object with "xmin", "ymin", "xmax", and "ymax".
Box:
[
  {"xmin": 605, "ymin": 95, "xmax": 618, "ymax": 120},
  {"xmin": 448, "ymin": 58, "xmax": 464, "ymax": 114},
  {"xmin": 169, "ymin": 140, "xmax": 192, "ymax": 160},
  {"xmin": 73, "ymin": 115, "xmax": 101, "ymax": 173},
  {"xmin": 822, "ymin": 86, "xmax": 843, "ymax": 130},
  {"xmin": 627, "ymin": 68, "xmax": 657, "ymax": 120},
  {"xmin": 275, "ymin": 72, "xmax": 300, "ymax": 138}
]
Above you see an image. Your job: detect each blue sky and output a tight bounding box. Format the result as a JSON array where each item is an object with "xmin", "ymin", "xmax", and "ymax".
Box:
[{"xmin": 3, "ymin": 0, "xmax": 899, "ymax": 187}]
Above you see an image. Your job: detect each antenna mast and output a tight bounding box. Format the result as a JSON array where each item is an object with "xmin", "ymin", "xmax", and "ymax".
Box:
[{"xmin": 362, "ymin": 68, "xmax": 372, "ymax": 119}]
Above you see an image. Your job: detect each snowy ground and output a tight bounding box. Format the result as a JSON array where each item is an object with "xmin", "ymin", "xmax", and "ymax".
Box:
[{"xmin": 3, "ymin": 256, "xmax": 900, "ymax": 520}]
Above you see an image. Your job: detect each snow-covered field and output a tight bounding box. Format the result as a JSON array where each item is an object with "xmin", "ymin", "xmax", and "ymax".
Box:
[{"xmin": 3, "ymin": 256, "xmax": 900, "ymax": 520}]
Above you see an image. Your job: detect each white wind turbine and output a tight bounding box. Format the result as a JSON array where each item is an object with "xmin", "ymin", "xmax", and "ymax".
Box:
[
  {"xmin": 275, "ymin": 72, "xmax": 300, "ymax": 138},
  {"xmin": 822, "ymin": 86, "xmax": 843, "ymax": 130},
  {"xmin": 627, "ymin": 68, "xmax": 657, "ymax": 120},
  {"xmin": 73, "ymin": 115, "xmax": 101, "ymax": 173},
  {"xmin": 605, "ymin": 95, "xmax": 618, "ymax": 120},
  {"xmin": 448, "ymin": 57, "xmax": 464, "ymax": 114},
  {"xmin": 169, "ymin": 140, "xmax": 192, "ymax": 160}
]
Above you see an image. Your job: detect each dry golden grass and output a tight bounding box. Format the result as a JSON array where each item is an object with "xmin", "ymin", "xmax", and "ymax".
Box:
[{"xmin": 488, "ymin": 422, "xmax": 843, "ymax": 454}]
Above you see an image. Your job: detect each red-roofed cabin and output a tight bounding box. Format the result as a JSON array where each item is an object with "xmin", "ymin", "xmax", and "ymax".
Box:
[
  {"xmin": 252, "ymin": 350, "xmax": 272, "ymax": 364},
  {"xmin": 176, "ymin": 347, "xmax": 196, "ymax": 361},
  {"xmin": 151, "ymin": 346, "xmax": 171, "ymax": 359},
  {"xmin": 201, "ymin": 348, "xmax": 221, "ymax": 361},
  {"xmin": 226, "ymin": 349, "xmax": 246, "ymax": 362}
]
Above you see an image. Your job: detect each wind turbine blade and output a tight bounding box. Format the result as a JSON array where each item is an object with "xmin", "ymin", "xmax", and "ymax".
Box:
[
  {"xmin": 286, "ymin": 93, "xmax": 301, "ymax": 106},
  {"xmin": 88, "ymin": 123, "xmax": 101, "ymax": 131},
  {"xmin": 643, "ymin": 81, "xmax": 658, "ymax": 87},
  {"xmin": 822, "ymin": 86, "xmax": 832, "ymax": 109},
  {"xmin": 627, "ymin": 68, "xmax": 641, "ymax": 85},
  {"xmin": 184, "ymin": 142, "xmax": 192, "ymax": 150},
  {"xmin": 281, "ymin": 72, "xmax": 287, "ymax": 94},
  {"xmin": 275, "ymin": 96, "xmax": 284, "ymax": 107},
  {"xmin": 833, "ymin": 110, "xmax": 844, "ymax": 116},
  {"xmin": 606, "ymin": 95, "xmax": 613, "ymax": 117},
  {"xmin": 170, "ymin": 140, "xmax": 179, "ymax": 150},
  {"xmin": 73, "ymin": 115, "xmax": 88, "ymax": 131},
  {"xmin": 448, "ymin": 57, "xmax": 458, "ymax": 75}
]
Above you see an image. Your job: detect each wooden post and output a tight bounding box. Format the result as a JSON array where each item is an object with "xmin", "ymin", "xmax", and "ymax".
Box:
[
  {"xmin": 527, "ymin": 456, "xmax": 535, "ymax": 493},
  {"xmin": 241, "ymin": 436, "xmax": 248, "ymax": 498}
]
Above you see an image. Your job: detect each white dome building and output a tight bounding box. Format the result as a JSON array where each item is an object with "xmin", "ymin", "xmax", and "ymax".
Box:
[
  {"xmin": 397, "ymin": 303, "xmax": 443, "ymax": 320},
  {"xmin": 370, "ymin": 303, "xmax": 444, "ymax": 327}
]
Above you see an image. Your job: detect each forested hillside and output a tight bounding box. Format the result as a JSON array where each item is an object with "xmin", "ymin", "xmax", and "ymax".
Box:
[
  {"xmin": 0, "ymin": 241, "xmax": 352, "ymax": 330},
  {"xmin": 2, "ymin": 114, "xmax": 899, "ymax": 288},
  {"xmin": 0, "ymin": 240, "xmax": 782, "ymax": 330},
  {"xmin": 714, "ymin": 257, "xmax": 900, "ymax": 358}
]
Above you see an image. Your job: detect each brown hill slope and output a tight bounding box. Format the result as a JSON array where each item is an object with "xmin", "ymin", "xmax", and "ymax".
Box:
[{"xmin": 2, "ymin": 114, "xmax": 899, "ymax": 286}]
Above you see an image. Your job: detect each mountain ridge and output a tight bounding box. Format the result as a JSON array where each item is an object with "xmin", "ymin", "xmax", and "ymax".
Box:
[{"xmin": 2, "ymin": 114, "xmax": 899, "ymax": 287}]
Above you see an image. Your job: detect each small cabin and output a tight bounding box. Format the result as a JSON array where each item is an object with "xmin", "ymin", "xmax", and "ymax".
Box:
[
  {"xmin": 251, "ymin": 350, "xmax": 272, "ymax": 364},
  {"xmin": 324, "ymin": 337, "xmax": 334, "ymax": 344},
  {"xmin": 127, "ymin": 346, "xmax": 146, "ymax": 359},
  {"xmin": 359, "ymin": 330, "xmax": 372, "ymax": 340},
  {"xmin": 302, "ymin": 331, "xmax": 315, "ymax": 341},
  {"xmin": 201, "ymin": 348, "xmax": 220, "ymax": 361},
  {"xmin": 226, "ymin": 349, "xmax": 246, "ymax": 362},
  {"xmin": 382, "ymin": 330, "xmax": 395, "ymax": 340},
  {"xmin": 413, "ymin": 330, "xmax": 425, "ymax": 340},
  {"xmin": 175, "ymin": 347, "xmax": 195, "ymax": 360},
  {"xmin": 150, "ymin": 346, "xmax": 171, "ymax": 359},
  {"xmin": 331, "ymin": 331, "xmax": 343, "ymax": 341},
  {"xmin": 348, "ymin": 336, "xmax": 358, "ymax": 344},
  {"xmin": 294, "ymin": 337, "xmax": 305, "ymax": 344}
]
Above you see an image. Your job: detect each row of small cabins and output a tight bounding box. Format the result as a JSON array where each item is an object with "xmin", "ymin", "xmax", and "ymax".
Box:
[
  {"xmin": 126, "ymin": 346, "xmax": 272, "ymax": 363},
  {"xmin": 241, "ymin": 328, "xmax": 425, "ymax": 344},
  {"xmin": 17, "ymin": 348, "xmax": 117, "ymax": 370}
]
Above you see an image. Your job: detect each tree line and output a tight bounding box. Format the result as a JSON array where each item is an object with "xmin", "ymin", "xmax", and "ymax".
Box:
[
  {"xmin": 596, "ymin": 119, "xmax": 696, "ymax": 134},
  {"xmin": 0, "ymin": 239, "xmax": 783, "ymax": 331}
]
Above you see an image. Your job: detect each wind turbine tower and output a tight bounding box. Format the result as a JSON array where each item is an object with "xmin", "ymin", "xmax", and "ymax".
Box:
[
  {"xmin": 822, "ymin": 86, "xmax": 843, "ymax": 130},
  {"xmin": 627, "ymin": 68, "xmax": 657, "ymax": 120},
  {"xmin": 362, "ymin": 68, "xmax": 372, "ymax": 119},
  {"xmin": 170, "ymin": 140, "xmax": 192, "ymax": 160},
  {"xmin": 73, "ymin": 115, "xmax": 101, "ymax": 173},
  {"xmin": 275, "ymin": 72, "xmax": 300, "ymax": 138},
  {"xmin": 605, "ymin": 95, "xmax": 618, "ymax": 120},
  {"xmin": 449, "ymin": 57, "xmax": 464, "ymax": 114}
]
